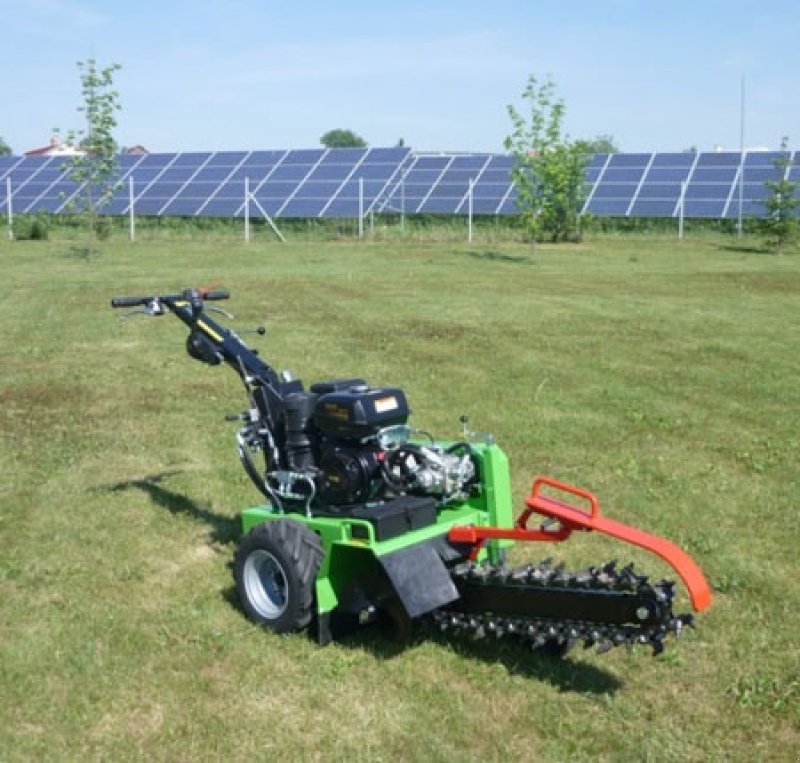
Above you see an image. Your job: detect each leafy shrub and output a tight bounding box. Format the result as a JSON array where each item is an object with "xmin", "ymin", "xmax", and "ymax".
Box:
[{"xmin": 14, "ymin": 215, "xmax": 49, "ymax": 241}]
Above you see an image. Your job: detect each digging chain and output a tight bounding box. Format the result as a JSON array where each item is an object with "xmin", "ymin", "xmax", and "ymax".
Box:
[{"xmin": 430, "ymin": 559, "xmax": 694, "ymax": 656}]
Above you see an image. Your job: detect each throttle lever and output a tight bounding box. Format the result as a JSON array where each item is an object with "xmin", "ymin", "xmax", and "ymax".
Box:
[
  {"xmin": 119, "ymin": 299, "xmax": 164, "ymax": 320},
  {"xmin": 225, "ymin": 408, "xmax": 261, "ymax": 423},
  {"xmin": 205, "ymin": 305, "xmax": 235, "ymax": 320},
  {"xmin": 238, "ymin": 326, "xmax": 266, "ymax": 336}
]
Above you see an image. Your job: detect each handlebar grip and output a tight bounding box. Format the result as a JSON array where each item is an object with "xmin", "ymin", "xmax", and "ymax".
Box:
[
  {"xmin": 111, "ymin": 296, "xmax": 149, "ymax": 308},
  {"xmin": 203, "ymin": 290, "xmax": 230, "ymax": 301}
]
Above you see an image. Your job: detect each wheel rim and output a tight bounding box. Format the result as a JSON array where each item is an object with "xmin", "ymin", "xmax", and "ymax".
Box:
[{"xmin": 243, "ymin": 549, "xmax": 289, "ymax": 620}]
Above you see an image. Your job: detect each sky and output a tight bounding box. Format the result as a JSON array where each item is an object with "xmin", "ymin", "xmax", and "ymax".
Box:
[{"xmin": 1, "ymin": 0, "xmax": 798, "ymax": 155}]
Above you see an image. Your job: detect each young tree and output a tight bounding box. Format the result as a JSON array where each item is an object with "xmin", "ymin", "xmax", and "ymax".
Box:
[
  {"xmin": 762, "ymin": 139, "xmax": 799, "ymax": 254},
  {"xmin": 320, "ymin": 129, "xmax": 367, "ymax": 148},
  {"xmin": 504, "ymin": 74, "xmax": 589, "ymax": 246},
  {"xmin": 580, "ymin": 134, "xmax": 618, "ymax": 154},
  {"xmin": 0, "ymin": 136, "xmax": 12, "ymax": 156},
  {"xmin": 64, "ymin": 59, "xmax": 122, "ymax": 257}
]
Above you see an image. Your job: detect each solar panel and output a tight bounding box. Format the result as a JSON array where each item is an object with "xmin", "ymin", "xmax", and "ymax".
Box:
[
  {"xmin": 319, "ymin": 148, "xmax": 367, "ymax": 164},
  {"xmin": 159, "ymin": 166, "xmax": 199, "ymax": 182},
  {"xmin": 608, "ymin": 153, "xmax": 652, "ymax": 167},
  {"xmin": 412, "ymin": 156, "xmax": 451, "ymax": 170},
  {"xmin": 280, "ymin": 198, "xmax": 327, "ymax": 217},
  {"xmin": 587, "ymin": 198, "xmax": 634, "ymax": 215},
  {"xmin": 449, "ymin": 154, "xmax": 490, "ymax": 170},
  {"xmin": 1, "ymin": 149, "xmax": 794, "ymax": 221},
  {"xmin": 726, "ymin": 200, "xmax": 768, "ymax": 217},
  {"xmin": 292, "ymin": 181, "xmax": 342, "ymax": 200},
  {"xmin": 603, "ymin": 167, "xmax": 647, "ymax": 183},
  {"xmin": 172, "ymin": 152, "xmax": 212, "ymax": 167},
  {"xmin": 686, "ymin": 183, "xmax": 731, "ymax": 200},
  {"xmin": 683, "ymin": 199, "xmax": 726, "ymax": 217},
  {"xmin": 206, "ymin": 151, "xmax": 249, "ymax": 167},
  {"xmin": 691, "ymin": 167, "xmax": 737, "ymax": 183},
  {"xmin": 469, "ymin": 197, "xmax": 502, "ymax": 214},
  {"xmin": 651, "ymin": 153, "xmax": 695, "ymax": 167},
  {"xmin": 268, "ymin": 164, "xmax": 312, "ymax": 181},
  {"xmin": 352, "ymin": 163, "xmax": 397, "ymax": 180},
  {"xmin": 194, "ymin": 166, "xmax": 235, "ymax": 182},
  {"xmin": 365, "ymin": 147, "xmax": 410, "ymax": 162},
  {"xmin": 200, "ymin": 198, "xmax": 242, "ymax": 217},
  {"xmin": 744, "ymin": 152, "xmax": 781, "ymax": 168},
  {"xmin": 637, "ymin": 183, "xmax": 682, "ymax": 199},
  {"xmin": 256, "ymin": 181, "xmax": 303, "ymax": 198},
  {"xmin": 438, "ymin": 169, "xmax": 480, "ymax": 184},
  {"xmin": 322, "ymin": 198, "xmax": 362, "ymax": 217},
  {"xmin": 161, "ymin": 198, "xmax": 205, "ymax": 216},
  {"xmin": 743, "ymin": 167, "xmax": 782, "ymax": 182},
  {"xmin": 592, "ymin": 183, "xmax": 638, "ymax": 199},
  {"xmin": 588, "ymin": 153, "xmax": 609, "ymax": 169},
  {"xmin": 283, "ymin": 149, "xmax": 325, "ymax": 164},
  {"xmin": 136, "ymin": 153, "xmax": 177, "ymax": 168},
  {"xmin": 307, "ymin": 164, "xmax": 354, "ymax": 181},
  {"xmin": 419, "ymin": 197, "xmax": 461, "ymax": 213},
  {"xmin": 629, "ymin": 199, "xmax": 677, "ymax": 217},
  {"xmin": 696, "ymin": 152, "xmax": 739, "ymax": 167},
  {"xmin": 645, "ymin": 167, "xmax": 692, "ymax": 182}
]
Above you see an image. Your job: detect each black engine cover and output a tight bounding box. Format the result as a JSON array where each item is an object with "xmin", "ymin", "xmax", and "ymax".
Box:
[
  {"xmin": 319, "ymin": 445, "xmax": 382, "ymax": 505},
  {"xmin": 313, "ymin": 386, "xmax": 408, "ymax": 440}
]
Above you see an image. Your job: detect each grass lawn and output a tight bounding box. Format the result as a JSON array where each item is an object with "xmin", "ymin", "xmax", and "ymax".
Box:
[{"xmin": 1, "ymin": 232, "xmax": 798, "ymax": 761}]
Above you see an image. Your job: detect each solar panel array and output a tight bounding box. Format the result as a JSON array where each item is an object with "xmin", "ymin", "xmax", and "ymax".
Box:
[
  {"xmin": 1, "ymin": 148, "xmax": 798, "ymax": 220},
  {"xmin": 583, "ymin": 151, "xmax": 800, "ymax": 219}
]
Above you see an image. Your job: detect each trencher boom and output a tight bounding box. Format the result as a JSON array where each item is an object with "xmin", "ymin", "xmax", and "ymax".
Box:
[{"xmin": 111, "ymin": 287, "xmax": 711, "ymax": 656}]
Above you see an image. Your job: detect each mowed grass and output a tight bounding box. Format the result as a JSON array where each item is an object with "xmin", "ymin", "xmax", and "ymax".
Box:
[{"xmin": 1, "ymin": 233, "xmax": 798, "ymax": 761}]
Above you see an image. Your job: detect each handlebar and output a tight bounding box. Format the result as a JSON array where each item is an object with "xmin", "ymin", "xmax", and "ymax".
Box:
[
  {"xmin": 110, "ymin": 288, "xmax": 230, "ymax": 309},
  {"xmin": 203, "ymin": 290, "xmax": 230, "ymax": 302}
]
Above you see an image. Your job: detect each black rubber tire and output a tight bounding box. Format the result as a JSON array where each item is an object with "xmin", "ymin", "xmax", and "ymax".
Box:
[{"xmin": 234, "ymin": 519, "xmax": 324, "ymax": 633}]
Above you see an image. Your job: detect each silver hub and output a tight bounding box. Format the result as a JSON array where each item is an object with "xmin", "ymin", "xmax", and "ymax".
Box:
[{"xmin": 243, "ymin": 549, "xmax": 289, "ymax": 619}]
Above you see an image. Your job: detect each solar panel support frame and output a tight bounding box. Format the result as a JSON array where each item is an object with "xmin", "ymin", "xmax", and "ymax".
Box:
[
  {"xmin": 467, "ymin": 177, "xmax": 474, "ymax": 242},
  {"xmin": 678, "ymin": 181, "xmax": 687, "ymax": 239},
  {"xmin": 129, "ymin": 175, "xmax": 135, "ymax": 242},
  {"xmin": 6, "ymin": 177, "xmax": 12, "ymax": 240},
  {"xmin": 668, "ymin": 151, "xmax": 700, "ymax": 220},
  {"xmin": 244, "ymin": 176, "xmax": 251, "ymax": 244},
  {"xmin": 246, "ymin": 184, "xmax": 286, "ymax": 243},
  {"xmin": 358, "ymin": 177, "xmax": 364, "ymax": 237}
]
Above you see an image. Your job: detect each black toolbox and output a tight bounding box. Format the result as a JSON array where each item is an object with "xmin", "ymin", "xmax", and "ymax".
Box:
[{"xmin": 350, "ymin": 495, "xmax": 437, "ymax": 541}]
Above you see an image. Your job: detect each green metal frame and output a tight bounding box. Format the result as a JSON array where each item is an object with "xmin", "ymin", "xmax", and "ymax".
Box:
[{"xmin": 240, "ymin": 443, "xmax": 515, "ymax": 617}]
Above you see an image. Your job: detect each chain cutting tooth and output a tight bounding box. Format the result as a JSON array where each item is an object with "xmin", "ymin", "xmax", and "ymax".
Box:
[
  {"xmin": 512, "ymin": 565, "xmax": 533, "ymax": 582},
  {"xmin": 597, "ymin": 639, "xmax": 614, "ymax": 654}
]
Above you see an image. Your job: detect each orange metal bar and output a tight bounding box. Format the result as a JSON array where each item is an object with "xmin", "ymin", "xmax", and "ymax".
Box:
[
  {"xmin": 448, "ymin": 475, "xmax": 712, "ymax": 612},
  {"xmin": 525, "ymin": 477, "xmax": 712, "ymax": 612}
]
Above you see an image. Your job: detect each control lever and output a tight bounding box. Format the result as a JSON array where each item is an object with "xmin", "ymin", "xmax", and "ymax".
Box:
[
  {"xmin": 204, "ymin": 305, "xmax": 236, "ymax": 320},
  {"xmin": 238, "ymin": 326, "xmax": 266, "ymax": 336}
]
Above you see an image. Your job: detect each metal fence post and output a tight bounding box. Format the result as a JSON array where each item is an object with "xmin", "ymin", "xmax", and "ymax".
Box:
[
  {"xmin": 129, "ymin": 175, "xmax": 135, "ymax": 242},
  {"xmin": 6, "ymin": 177, "xmax": 12, "ymax": 240}
]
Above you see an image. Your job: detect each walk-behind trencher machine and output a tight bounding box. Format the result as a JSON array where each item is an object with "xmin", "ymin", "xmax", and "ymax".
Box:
[{"xmin": 111, "ymin": 288, "xmax": 711, "ymax": 656}]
